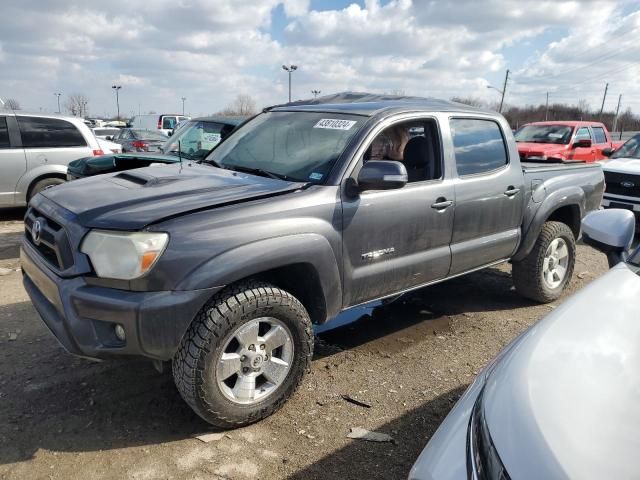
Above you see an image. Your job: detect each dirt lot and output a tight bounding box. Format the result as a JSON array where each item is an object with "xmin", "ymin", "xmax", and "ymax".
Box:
[{"xmin": 0, "ymin": 209, "xmax": 609, "ymax": 480}]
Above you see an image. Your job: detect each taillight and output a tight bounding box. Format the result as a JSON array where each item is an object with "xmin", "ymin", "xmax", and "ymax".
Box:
[
  {"xmin": 93, "ymin": 149, "xmax": 104, "ymax": 156},
  {"xmin": 131, "ymin": 140, "xmax": 148, "ymax": 151}
]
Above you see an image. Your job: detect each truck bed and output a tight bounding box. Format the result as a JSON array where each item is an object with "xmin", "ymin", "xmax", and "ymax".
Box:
[{"xmin": 521, "ymin": 161, "xmax": 601, "ymax": 173}]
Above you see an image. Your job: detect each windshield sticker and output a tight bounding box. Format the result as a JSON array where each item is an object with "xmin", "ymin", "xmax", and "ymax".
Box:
[
  {"xmin": 548, "ymin": 133, "xmax": 564, "ymax": 138},
  {"xmin": 313, "ymin": 119, "xmax": 357, "ymax": 130},
  {"xmin": 309, "ymin": 172, "xmax": 324, "ymax": 181}
]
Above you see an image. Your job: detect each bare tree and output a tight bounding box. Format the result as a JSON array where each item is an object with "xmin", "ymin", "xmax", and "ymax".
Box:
[
  {"xmin": 65, "ymin": 94, "xmax": 89, "ymax": 117},
  {"xmin": 450, "ymin": 96, "xmax": 487, "ymax": 108},
  {"xmin": 4, "ymin": 98, "xmax": 21, "ymax": 110},
  {"xmin": 217, "ymin": 94, "xmax": 257, "ymax": 116}
]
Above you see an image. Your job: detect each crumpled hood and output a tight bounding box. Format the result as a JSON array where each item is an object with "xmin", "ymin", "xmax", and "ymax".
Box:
[
  {"xmin": 517, "ymin": 142, "xmax": 569, "ymax": 158},
  {"xmin": 602, "ymin": 157, "xmax": 640, "ymax": 175},
  {"xmin": 482, "ymin": 263, "xmax": 640, "ymax": 480},
  {"xmin": 42, "ymin": 163, "xmax": 303, "ymax": 230}
]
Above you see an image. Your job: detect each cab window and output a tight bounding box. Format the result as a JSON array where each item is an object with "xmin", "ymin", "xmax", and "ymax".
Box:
[{"xmin": 450, "ymin": 118, "xmax": 508, "ymax": 176}]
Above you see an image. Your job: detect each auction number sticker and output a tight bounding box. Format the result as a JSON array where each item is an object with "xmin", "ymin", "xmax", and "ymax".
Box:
[{"xmin": 313, "ymin": 118, "xmax": 357, "ymax": 130}]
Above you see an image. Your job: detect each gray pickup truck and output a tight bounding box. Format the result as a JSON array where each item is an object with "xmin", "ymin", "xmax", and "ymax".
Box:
[{"xmin": 21, "ymin": 95, "xmax": 604, "ymax": 427}]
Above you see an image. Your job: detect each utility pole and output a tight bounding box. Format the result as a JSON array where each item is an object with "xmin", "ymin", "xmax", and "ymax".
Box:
[
  {"xmin": 498, "ymin": 69, "xmax": 509, "ymax": 113},
  {"xmin": 282, "ymin": 65, "xmax": 298, "ymax": 103},
  {"xmin": 181, "ymin": 97, "xmax": 186, "ymax": 116},
  {"xmin": 311, "ymin": 90, "xmax": 321, "ymax": 98},
  {"xmin": 53, "ymin": 93, "xmax": 62, "ymax": 113},
  {"xmin": 545, "ymin": 92, "xmax": 549, "ymax": 121},
  {"xmin": 599, "ymin": 82, "xmax": 608, "ymax": 117},
  {"xmin": 112, "ymin": 85, "xmax": 122, "ymax": 120},
  {"xmin": 612, "ymin": 94, "xmax": 622, "ymax": 135}
]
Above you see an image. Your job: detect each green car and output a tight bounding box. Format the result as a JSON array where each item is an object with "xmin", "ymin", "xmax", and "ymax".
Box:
[{"xmin": 67, "ymin": 116, "xmax": 246, "ymax": 179}]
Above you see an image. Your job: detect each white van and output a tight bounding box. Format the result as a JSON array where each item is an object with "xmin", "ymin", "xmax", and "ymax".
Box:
[
  {"xmin": 0, "ymin": 111, "xmax": 104, "ymax": 206},
  {"xmin": 130, "ymin": 114, "xmax": 189, "ymax": 136}
]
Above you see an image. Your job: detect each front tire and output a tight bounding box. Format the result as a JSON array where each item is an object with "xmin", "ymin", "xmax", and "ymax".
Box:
[
  {"xmin": 173, "ymin": 281, "xmax": 313, "ymax": 428},
  {"xmin": 29, "ymin": 177, "xmax": 65, "ymax": 201},
  {"xmin": 512, "ymin": 221, "xmax": 576, "ymax": 303}
]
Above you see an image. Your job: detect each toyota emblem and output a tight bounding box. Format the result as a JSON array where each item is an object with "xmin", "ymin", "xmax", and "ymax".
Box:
[
  {"xmin": 621, "ymin": 181, "xmax": 635, "ymax": 188},
  {"xmin": 31, "ymin": 220, "xmax": 42, "ymax": 245}
]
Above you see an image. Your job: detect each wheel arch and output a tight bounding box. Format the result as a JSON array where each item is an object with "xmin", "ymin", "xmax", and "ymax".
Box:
[{"xmin": 513, "ymin": 187, "xmax": 585, "ymax": 262}]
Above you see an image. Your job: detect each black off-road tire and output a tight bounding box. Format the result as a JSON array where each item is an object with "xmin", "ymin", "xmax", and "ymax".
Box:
[
  {"xmin": 29, "ymin": 177, "xmax": 65, "ymax": 200},
  {"xmin": 512, "ymin": 221, "xmax": 576, "ymax": 303},
  {"xmin": 172, "ymin": 281, "xmax": 313, "ymax": 428}
]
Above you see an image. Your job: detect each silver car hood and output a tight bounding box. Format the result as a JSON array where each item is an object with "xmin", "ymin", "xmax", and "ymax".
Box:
[{"xmin": 484, "ymin": 262, "xmax": 640, "ymax": 480}]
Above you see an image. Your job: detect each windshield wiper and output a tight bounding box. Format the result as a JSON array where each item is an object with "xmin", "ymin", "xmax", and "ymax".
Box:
[{"xmin": 228, "ymin": 165, "xmax": 291, "ymax": 181}]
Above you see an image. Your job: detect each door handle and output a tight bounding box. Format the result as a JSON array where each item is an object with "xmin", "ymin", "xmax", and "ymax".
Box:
[
  {"xmin": 431, "ymin": 198, "xmax": 453, "ymax": 210},
  {"xmin": 504, "ymin": 187, "xmax": 520, "ymax": 197}
]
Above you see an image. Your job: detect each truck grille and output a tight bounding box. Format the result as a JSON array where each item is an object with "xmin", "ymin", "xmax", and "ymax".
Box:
[
  {"xmin": 24, "ymin": 208, "xmax": 75, "ymax": 271},
  {"xmin": 604, "ymin": 171, "xmax": 640, "ymax": 198}
]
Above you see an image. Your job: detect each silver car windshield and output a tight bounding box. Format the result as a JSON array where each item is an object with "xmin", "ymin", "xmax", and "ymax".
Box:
[{"xmin": 205, "ymin": 111, "xmax": 364, "ymax": 183}]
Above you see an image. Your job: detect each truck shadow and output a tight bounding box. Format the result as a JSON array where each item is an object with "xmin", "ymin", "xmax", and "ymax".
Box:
[
  {"xmin": 287, "ymin": 386, "xmax": 468, "ymax": 480},
  {"xmin": 0, "ymin": 266, "xmax": 525, "ymax": 465},
  {"xmin": 315, "ymin": 266, "xmax": 534, "ymax": 358},
  {"xmin": 0, "ymin": 207, "xmax": 26, "ymax": 221}
]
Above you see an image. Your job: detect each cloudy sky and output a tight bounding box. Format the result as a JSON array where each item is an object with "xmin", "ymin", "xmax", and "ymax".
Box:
[{"xmin": 1, "ymin": 0, "xmax": 639, "ymax": 118}]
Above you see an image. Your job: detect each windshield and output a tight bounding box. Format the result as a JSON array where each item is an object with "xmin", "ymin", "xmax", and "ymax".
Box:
[
  {"xmin": 514, "ymin": 125, "xmax": 574, "ymax": 144},
  {"xmin": 161, "ymin": 120, "xmax": 234, "ymax": 160},
  {"xmin": 206, "ymin": 111, "xmax": 364, "ymax": 183},
  {"xmin": 611, "ymin": 134, "xmax": 640, "ymax": 159}
]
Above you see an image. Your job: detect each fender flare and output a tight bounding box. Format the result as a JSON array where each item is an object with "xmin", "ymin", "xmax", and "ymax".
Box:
[
  {"xmin": 176, "ymin": 233, "xmax": 343, "ymax": 321},
  {"xmin": 513, "ymin": 186, "xmax": 585, "ymax": 262}
]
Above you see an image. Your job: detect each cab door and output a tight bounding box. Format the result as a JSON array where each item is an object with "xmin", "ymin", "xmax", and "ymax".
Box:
[
  {"xmin": 341, "ymin": 117, "xmax": 455, "ymax": 306},
  {"xmin": 448, "ymin": 117, "xmax": 523, "ymax": 275},
  {"xmin": 0, "ymin": 115, "xmax": 27, "ymax": 207},
  {"xmin": 568, "ymin": 127, "xmax": 596, "ymax": 162}
]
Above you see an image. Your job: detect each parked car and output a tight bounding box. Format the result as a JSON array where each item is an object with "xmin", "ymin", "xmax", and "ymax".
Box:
[
  {"xmin": 21, "ymin": 94, "xmax": 603, "ymax": 429},
  {"xmin": 67, "ymin": 153, "xmax": 178, "ymax": 180},
  {"xmin": 96, "ymin": 137, "xmax": 122, "ymax": 154},
  {"xmin": 92, "ymin": 127, "xmax": 121, "ymax": 140},
  {"xmin": 159, "ymin": 116, "xmax": 245, "ymax": 160},
  {"xmin": 130, "ymin": 114, "xmax": 189, "ymax": 136},
  {"xmin": 601, "ymin": 133, "xmax": 640, "ymax": 227},
  {"xmin": 409, "ymin": 208, "xmax": 638, "ymax": 480},
  {"xmin": 0, "ymin": 111, "xmax": 104, "ymax": 207},
  {"xmin": 515, "ymin": 120, "xmax": 623, "ymax": 163},
  {"xmin": 111, "ymin": 128, "xmax": 168, "ymax": 153}
]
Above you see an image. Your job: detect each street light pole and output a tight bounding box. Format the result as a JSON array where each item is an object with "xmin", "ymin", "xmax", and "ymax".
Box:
[
  {"xmin": 282, "ymin": 64, "xmax": 298, "ymax": 103},
  {"xmin": 181, "ymin": 97, "xmax": 187, "ymax": 116},
  {"xmin": 311, "ymin": 90, "xmax": 321, "ymax": 98},
  {"xmin": 53, "ymin": 93, "xmax": 62, "ymax": 113},
  {"xmin": 111, "ymin": 85, "xmax": 122, "ymax": 120}
]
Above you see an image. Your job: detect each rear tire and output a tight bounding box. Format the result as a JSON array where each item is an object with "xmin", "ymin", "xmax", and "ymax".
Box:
[
  {"xmin": 28, "ymin": 177, "xmax": 65, "ymax": 201},
  {"xmin": 512, "ymin": 221, "xmax": 576, "ymax": 303},
  {"xmin": 172, "ymin": 281, "xmax": 313, "ymax": 428}
]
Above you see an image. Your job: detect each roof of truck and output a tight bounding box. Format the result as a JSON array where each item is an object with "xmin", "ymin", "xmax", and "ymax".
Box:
[
  {"xmin": 269, "ymin": 91, "xmax": 492, "ymax": 117},
  {"xmin": 525, "ymin": 120, "xmax": 607, "ymax": 127}
]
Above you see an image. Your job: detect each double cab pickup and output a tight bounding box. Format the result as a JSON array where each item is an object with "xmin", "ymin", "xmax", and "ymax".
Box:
[{"xmin": 21, "ymin": 94, "xmax": 604, "ymax": 427}]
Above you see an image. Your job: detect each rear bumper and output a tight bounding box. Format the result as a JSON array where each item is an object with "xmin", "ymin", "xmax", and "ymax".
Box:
[{"xmin": 21, "ymin": 241, "xmax": 222, "ymax": 361}]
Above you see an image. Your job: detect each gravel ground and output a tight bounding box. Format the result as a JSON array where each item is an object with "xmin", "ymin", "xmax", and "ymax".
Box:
[{"xmin": 0, "ymin": 210, "xmax": 610, "ymax": 480}]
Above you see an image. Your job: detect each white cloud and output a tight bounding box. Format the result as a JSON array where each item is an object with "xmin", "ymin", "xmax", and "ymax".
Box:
[{"xmin": 0, "ymin": 0, "xmax": 638, "ymax": 117}]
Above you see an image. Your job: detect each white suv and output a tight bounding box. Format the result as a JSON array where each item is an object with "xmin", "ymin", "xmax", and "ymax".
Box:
[{"xmin": 0, "ymin": 111, "xmax": 104, "ymax": 207}]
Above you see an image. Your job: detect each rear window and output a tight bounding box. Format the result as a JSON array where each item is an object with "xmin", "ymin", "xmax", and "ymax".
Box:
[
  {"xmin": 131, "ymin": 129, "xmax": 168, "ymax": 141},
  {"xmin": 0, "ymin": 117, "xmax": 9, "ymax": 148},
  {"xmin": 17, "ymin": 116, "xmax": 87, "ymax": 148},
  {"xmin": 162, "ymin": 116, "xmax": 177, "ymax": 129},
  {"xmin": 450, "ymin": 118, "xmax": 508, "ymax": 176},
  {"xmin": 592, "ymin": 126, "xmax": 607, "ymax": 144}
]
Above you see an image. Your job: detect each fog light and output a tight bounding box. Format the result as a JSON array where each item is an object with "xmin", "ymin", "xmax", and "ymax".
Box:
[{"xmin": 114, "ymin": 324, "xmax": 126, "ymax": 341}]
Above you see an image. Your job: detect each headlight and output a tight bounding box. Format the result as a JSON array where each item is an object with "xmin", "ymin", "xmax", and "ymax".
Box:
[{"xmin": 80, "ymin": 230, "xmax": 168, "ymax": 280}]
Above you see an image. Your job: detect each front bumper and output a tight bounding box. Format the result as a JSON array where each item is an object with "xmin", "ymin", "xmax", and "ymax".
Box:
[
  {"xmin": 21, "ymin": 240, "xmax": 221, "ymax": 361},
  {"xmin": 408, "ymin": 376, "xmax": 484, "ymax": 480}
]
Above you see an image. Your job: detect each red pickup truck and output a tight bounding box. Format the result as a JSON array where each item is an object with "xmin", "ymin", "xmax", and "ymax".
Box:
[{"xmin": 515, "ymin": 121, "xmax": 623, "ymax": 163}]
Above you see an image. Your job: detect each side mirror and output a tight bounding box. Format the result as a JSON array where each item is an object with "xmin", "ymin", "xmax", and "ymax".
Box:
[
  {"xmin": 356, "ymin": 160, "xmax": 408, "ymax": 192},
  {"xmin": 602, "ymin": 147, "xmax": 614, "ymax": 157},
  {"xmin": 574, "ymin": 138, "xmax": 592, "ymax": 148},
  {"xmin": 582, "ymin": 209, "xmax": 636, "ymax": 267}
]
